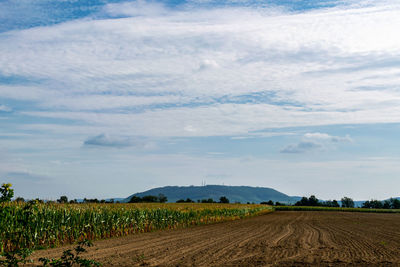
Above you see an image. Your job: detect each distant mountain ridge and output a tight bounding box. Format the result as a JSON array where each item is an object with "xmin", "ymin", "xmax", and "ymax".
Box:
[{"xmin": 124, "ymin": 185, "xmax": 298, "ymax": 204}]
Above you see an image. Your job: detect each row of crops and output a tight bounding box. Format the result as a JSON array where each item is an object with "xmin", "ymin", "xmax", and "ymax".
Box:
[{"xmin": 0, "ymin": 202, "xmax": 272, "ymax": 252}]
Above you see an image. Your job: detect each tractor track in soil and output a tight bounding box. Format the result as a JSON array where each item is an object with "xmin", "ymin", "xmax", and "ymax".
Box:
[{"xmin": 29, "ymin": 211, "xmax": 400, "ymax": 266}]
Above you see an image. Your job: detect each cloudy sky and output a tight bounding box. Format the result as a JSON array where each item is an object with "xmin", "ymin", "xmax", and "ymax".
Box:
[{"xmin": 1, "ymin": 0, "xmax": 400, "ymax": 200}]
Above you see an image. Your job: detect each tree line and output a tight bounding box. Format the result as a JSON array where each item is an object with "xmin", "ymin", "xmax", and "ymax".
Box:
[
  {"xmin": 176, "ymin": 196, "xmax": 230, "ymax": 203},
  {"xmin": 261, "ymin": 195, "xmax": 400, "ymax": 209}
]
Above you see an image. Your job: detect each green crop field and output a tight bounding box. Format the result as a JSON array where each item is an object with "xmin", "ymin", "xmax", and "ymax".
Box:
[{"xmin": 0, "ymin": 202, "xmax": 272, "ymax": 253}]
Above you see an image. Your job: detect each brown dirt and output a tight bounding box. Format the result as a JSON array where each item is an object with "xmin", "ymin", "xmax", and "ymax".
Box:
[{"xmin": 29, "ymin": 211, "xmax": 400, "ymax": 266}]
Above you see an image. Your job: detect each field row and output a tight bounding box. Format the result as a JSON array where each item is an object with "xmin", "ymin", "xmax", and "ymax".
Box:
[{"xmin": 0, "ymin": 202, "xmax": 272, "ymax": 252}]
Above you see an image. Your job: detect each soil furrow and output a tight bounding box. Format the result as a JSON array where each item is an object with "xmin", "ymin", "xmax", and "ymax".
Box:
[{"xmin": 29, "ymin": 211, "xmax": 400, "ymax": 266}]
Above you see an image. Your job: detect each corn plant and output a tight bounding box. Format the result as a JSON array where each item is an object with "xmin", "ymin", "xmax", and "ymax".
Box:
[{"xmin": 0, "ymin": 202, "xmax": 272, "ymax": 253}]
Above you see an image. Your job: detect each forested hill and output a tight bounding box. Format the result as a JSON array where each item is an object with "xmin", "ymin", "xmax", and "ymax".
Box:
[{"xmin": 124, "ymin": 185, "xmax": 297, "ymax": 204}]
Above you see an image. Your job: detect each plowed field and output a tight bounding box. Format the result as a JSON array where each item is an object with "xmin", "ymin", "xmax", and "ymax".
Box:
[{"xmin": 31, "ymin": 211, "xmax": 400, "ymax": 266}]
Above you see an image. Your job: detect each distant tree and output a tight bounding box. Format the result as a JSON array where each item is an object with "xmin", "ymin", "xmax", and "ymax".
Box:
[
  {"xmin": 129, "ymin": 196, "xmax": 142, "ymax": 203},
  {"xmin": 362, "ymin": 200, "xmax": 370, "ymax": 208},
  {"xmin": 362, "ymin": 200, "xmax": 370, "ymax": 209},
  {"xmin": 275, "ymin": 201, "xmax": 284, "ymax": 206},
  {"xmin": 57, "ymin": 196, "xmax": 68, "ymax": 203},
  {"xmin": 142, "ymin": 195, "xmax": 159, "ymax": 203},
  {"xmin": 219, "ymin": 196, "xmax": 229, "ymax": 203},
  {"xmin": 389, "ymin": 198, "xmax": 400, "ymax": 209},
  {"xmin": 130, "ymin": 195, "xmax": 168, "ymax": 203},
  {"xmin": 295, "ymin": 197, "xmax": 309, "ymax": 206},
  {"xmin": 261, "ymin": 200, "xmax": 274, "ymax": 205},
  {"xmin": 14, "ymin": 197, "xmax": 25, "ymax": 203},
  {"xmin": 332, "ymin": 200, "xmax": 340, "ymax": 207},
  {"xmin": 83, "ymin": 198, "xmax": 99, "ymax": 203},
  {"xmin": 100, "ymin": 199, "xmax": 106, "ymax": 203},
  {"xmin": 383, "ymin": 200, "xmax": 391, "ymax": 209},
  {"xmin": 341, "ymin": 197, "xmax": 354, "ymax": 208},
  {"xmin": 158, "ymin": 194, "xmax": 168, "ymax": 203},
  {"xmin": 362, "ymin": 199, "xmax": 383, "ymax": 209},
  {"xmin": 323, "ymin": 200, "xmax": 340, "ymax": 207},
  {"xmin": 201, "ymin": 198, "xmax": 214, "ymax": 203},
  {"xmin": 69, "ymin": 199, "xmax": 77, "ymax": 204},
  {"xmin": 185, "ymin": 198, "xmax": 194, "ymax": 203},
  {"xmin": 0, "ymin": 183, "xmax": 14, "ymax": 203},
  {"xmin": 308, "ymin": 195, "xmax": 319, "ymax": 206},
  {"xmin": 176, "ymin": 199, "xmax": 185, "ymax": 203},
  {"xmin": 295, "ymin": 196, "xmax": 321, "ymax": 206}
]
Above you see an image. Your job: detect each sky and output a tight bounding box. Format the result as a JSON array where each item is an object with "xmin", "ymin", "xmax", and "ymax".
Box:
[{"xmin": 1, "ymin": 0, "xmax": 400, "ymax": 200}]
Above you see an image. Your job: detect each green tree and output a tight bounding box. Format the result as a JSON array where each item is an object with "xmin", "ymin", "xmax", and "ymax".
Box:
[
  {"xmin": 219, "ymin": 196, "xmax": 229, "ymax": 203},
  {"xmin": 308, "ymin": 195, "xmax": 319, "ymax": 206},
  {"xmin": 341, "ymin": 196, "xmax": 354, "ymax": 208},
  {"xmin": 362, "ymin": 199, "xmax": 383, "ymax": 209},
  {"xmin": 295, "ymin": 197, "xmax": 309, "ymax": 206},
  {"xmin": 383, "ymin": 200, "xmax": 391, "ymax": 209},
  {"xmin": 57, "ymin": 195, "xmax": 68, "ymax": 204},
  {"xmin": 129, "ymin": 196, "xmax": 142, "ymax": 203},
  {"xmin": 142, "ymin": 195, "xmax": 159, "ymax": 203},
  {"xmin": 0, "ymin": 183, "xmax": 14, "ymax": 203},
  {"xmin": 389, "ymin": 198, "xmax": 400, "ymax": 209},
  {"xmin": 260, "ymin": 200, "xmax": 274, "ymax": 205},
  {"xmin": 158, "ymin": 194, "xmax": 168, "ymax": 203}
]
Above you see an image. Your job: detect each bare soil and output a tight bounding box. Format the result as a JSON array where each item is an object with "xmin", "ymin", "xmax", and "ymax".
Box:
[{"xmin": 30, "ymin": 211, "xmax": 400, "ymax": 266}]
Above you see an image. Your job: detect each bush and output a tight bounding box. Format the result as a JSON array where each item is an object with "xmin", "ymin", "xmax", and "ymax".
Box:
[{"xmin": 219, "ymin": 196, "xmax": 229, "ymax": 204}]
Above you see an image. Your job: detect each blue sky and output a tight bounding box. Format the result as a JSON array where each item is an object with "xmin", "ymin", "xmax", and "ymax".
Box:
[{"xmin": 1, "ymin": 0, "xmax": 400, "ymax": 200}]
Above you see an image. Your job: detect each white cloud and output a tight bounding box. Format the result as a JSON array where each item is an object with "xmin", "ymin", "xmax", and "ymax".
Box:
[
  {"xmin": 280, "ymin": 141, "xmax": 322, "ymax": 154},
  {"xmin": 20, "ymin": 103, "xmax": 400, "ymax": 137},
  {"xmin": 83, "ymin": 133, "xmax": 157, "ymax": 150},
  {"xmin": 84, "ymin": 134, "xmax": 133, "ymax": 147},
  {"xmin": 1, "ymin": 1, "xmax": 400, "ymax": 137},
  {"xmin": 304, "ymin": 132, "xmax": 352, "ymax": 143},
  {"xmin": 0, "ymin": 104, "xmax": 11, "ymax": 112},
  {"xmin": 281, "ymin": 132, "xmax": 352, "ymax": 153}
]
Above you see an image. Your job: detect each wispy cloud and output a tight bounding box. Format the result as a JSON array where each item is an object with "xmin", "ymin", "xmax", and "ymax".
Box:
[
  {"xmin": 83, "ymin": 134, "xmax": 156, "ymax": 149},
  {"xmin": 84, "ymin": 134, "xmax": 133, "ymax": 148},
  {"xmin": 0, "ymin": 104, "xmax": 11, "ymax": 112},
  {"xmin": 1, "ymin": 1, "xmax": 400, "ymax": 137},
  {"xmin": 280, "ymin": 141, "xmax": 322, "ymax": 154},
  {"xmin": 281, "ymin": 132, "xmax": 352, "ymax": 153},
  {"xmin": 304, "ymin": 132, "xmax": 352, "ymax": 143}
]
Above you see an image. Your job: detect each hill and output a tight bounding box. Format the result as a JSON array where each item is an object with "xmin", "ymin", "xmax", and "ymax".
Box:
[{"xmin": 124, "ymin": 185, "xmax": 297, "ymax": 204}]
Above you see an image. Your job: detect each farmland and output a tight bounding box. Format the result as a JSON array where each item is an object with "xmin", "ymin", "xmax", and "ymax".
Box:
[
  {"xmin": 0, "ymin": 202, "xmax": 272, "ymax": 253},
  {"xmin": 274, "ymin": 205, "xmax": 400, "ymax": 213},
  {"xmin": 31, "ymin": 211, "xmax": 400, "ymax": 266}
]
